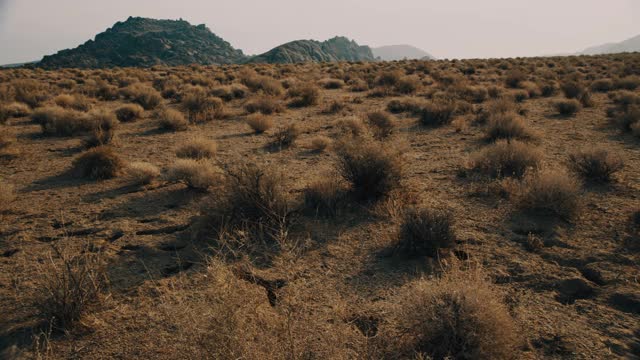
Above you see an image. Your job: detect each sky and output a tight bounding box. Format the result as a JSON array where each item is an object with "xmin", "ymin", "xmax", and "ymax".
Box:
[{"xmin": 0, "ymin": 0, "xmax": 638, "ymax": 64}]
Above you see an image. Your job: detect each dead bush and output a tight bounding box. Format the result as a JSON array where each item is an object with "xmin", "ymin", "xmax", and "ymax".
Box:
[
  {"xmin": 34, "ymin": 243, "xmax": 106, "ymax": 331},
  {"xmin": 561, "ymin": 81, "xmax": 586, "ymax": 99},
  {"xmin": 246, "ymin": 114, "xmax": 274, "ymax": 134},
  {"xmin": 12, "ymin": 79, "xmax": 49, "ymax": 108},
  {"xmin": 387, "ymin": 98, "xmax": 424, "ymax": 115},
  {"xmin": 367, "ymin": 111, "xmax": 396, "ymax": 139},
  {"xmin": 568, "ymin": 149, "xmax": 623, "ymax": 183},
  {"xmin": 0, "ymin": 102, "xmax": 31, "ymax": 123},
  {"xmin": 121, "ymin": 83, "xmax": 163, "ymax": 110},
  {"xmin": 553, "ymin": 99, "xmax": 582, "ymax": 116},
  {"xmin": 377, "ymin": 70, "xmax": 403, "ymax": 87},
  {"xmin": 176, "ymin": 137, "xmax": 218, "ymax": 159},
  {"xmin": 321, "ymin": 99, "xmax": 348, "ymax": 114},
  {"xmin": 419, "ymin": 100, "xmax": 456, "ymax": 126},
  {"xmin": 505, "ymin": 69, "xmax": 526, "ymax": 88},
  {"xmin": 126, "ymin": 161, "xmax": 160, "ymax": 186},
  {"xmin": 516, "ymin": 169, "xmax": 582, "ymax": 219},
  {"xmin": 182, "ymin": 87, "xmax": 225, "ymax": 122},
  {"xmin": 304, "ymin": 178, "xmax": 345, "ymax": 217},
  {"xmin": 54, "ymin": 94, "xmax": 91, "ymax": 111},
  {"xmin": 318, "ymin": 78, "xmax": 345, "ymax": 89},
  {"xmin": 115, "ymin": 104, "xmax": 144, "ymax": 122},
  {"xmin": 395, "ymin": 76, "xmax": 420, "ymax": 94},
  {"xmin": 245, "ymin": 96, "xmax": 284, "ymax": 115},
  {"xmin": 72, "ymin": 146, "xmax": 124, "ymax": 180},
  {"xmin": 396, "ymin": 208, "xmax": 456, "ymax": 257},
  {"xmin": 239, "ymin": 69, "xmax": 284, "ymax": 96},
  {"xmin": 84, "ymin": 110, "xmax": 119, "ymax": 148},
  {"xmin": 33, "ymin": 106, "xmax": 91, "ymax": 136},
  {"xmin": 288, "ymin": 83, "xmax": 320, "ymax": 107},
  {"xmin": 388, "ymin": 270, "xmax": 520, "ymax": 359},
  {"xmin": 485, "ymin": 111, "xmax": 536, "ymax": 141},
  {"xmin": 591, "ymin": 79, "xmax": 614, "ymax": 92},
  {"xmin": 0, "ymin": 127, "xmax": 19, "ymax": 158},
  {"xmin": 336, "ymin": 116, "xmax": 368, "ymax": 138},
  {"xmin": 471, "ymin": 140, "xmax": 542, "ymax": 178},
  {"xmin": 166, "ymin": 159, "xmax": 220, "ymax": 190},
  {"xmin": 271, "ymin": 124, "xmax": 300, "ymax": 149},
  {"xmin": 336, "ymin": 140, "xmax": 404, "ymax": 201},
  {"xmin": 157, "ymin": 108, "xmax": 188, "ymax": 131},
  {"xmin": 309, "ymin": 135, "xmax": 332, "ymax": 152},
  {"xmin": 614, "ymin": 76, "xmax": 640, "ymax": 90}
]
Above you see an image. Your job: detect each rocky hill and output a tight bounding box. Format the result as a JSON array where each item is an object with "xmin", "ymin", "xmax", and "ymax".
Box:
[
  {"xmin": 39, "ymin": 17, "xmax": 246, "ymax": 68},
  {"xmin": 579, "ymin": 34, "xmax": 640, "ymax": 55},
  {"xmin": 248, "ymin": 36, "xmax": 375, "ymax": 64},
  {"xmin": 372, "ymin": 44, "xmax": 434, "ymax": 61}
]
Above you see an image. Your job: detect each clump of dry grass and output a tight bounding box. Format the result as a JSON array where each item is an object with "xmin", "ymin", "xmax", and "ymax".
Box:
[
  {"xmin": 309, "ymin": 135, "xmax": 332, "ymax": 152},
  {"xmin": 0, "ymin": 181, "xmax": 16, "ymax": 212},
  {"xmin": 166, "ymin": 159, "xmax": 220, "ymax": 190},
  {"xmin": 568, "ymin": 149, "xmax": 623, "ymax": 183},
  {"xmin": 115, "ymin": 104, "xmax": 144, "ymax": 122},
  {"xmin": 121, "ymin": 83, "xmax": 163, "ymax": 110},
  {"xmin": 12, "ymin": 79, "xmax": 49, "ymax": 108},
  {"xmin": 210, "ymin": 84, "xmax": 249, "ymax": 101},
  {"xmin": 318, "ymin": 78, "xmax": 345, "ymax": 89},
  {"xmin": 321, "ymin": 99, "xmax": 348, "ymax": 114},
  {"xmin": 505, "ymin": 69, "xmax": 527, "ymax": 88},
  {"xmin": 367, "ymin": 111, "xmax": 396, "ymax": 139},
  {"xmin": 377, "ymin": 70, "xmax": 403, "ymax": 87},
  {"xmin": 246, "ymin": 114, "xmax": 274, "ymax": 134},
  {"xmin": 84, "ymin": 109, "xmax": 119, "ymax": 148},
  {"xmin": 471, "ymin": 140, "xmax": 542, "ymax": 178},
  {"xmin": 336, "ymin": 116, "xmax": 368, "ymax": 138},
  {"xmin": 288, "ymin": 83, "xmax": 320, "ymax": 108},
  {"xmin": 395, "ymin": 76, "xmax": 420, "ymax": 94},
  {"xmin": 271, "ymin": 123, "xmax": 300, "ymax": 149},
  {"xmin": 516, "ymin": 169, "xmax": 582, "ymax": 219},
  {"xmin": 387, "ymin": 98, "xmax": 424, "ymax": 115},
  {"xmin": 53, "ymin": 94, "xmax": 92, "ymax": 111},
  {"xmin": 156, "ymin": 108, "xmax": 188, "ymax": 132},
  {"xmin": 396, "ymin": 207, "xmax": 456, "ymax": 257},
  {"xmin": 304, "ymin": 178, "xmax": 345, "ymax": 217},
  {"xmin": 336, "ymin": 140, "xmax": 404, "ymax": 201},
  {"xmin": 126, "ymin": 162, "xmax": 160, "ymax": 186},
  {"xmin": 34, "ymin": 243, "xmax": 106, "ymax": 331},
  {"xmin": 0, "ymin": 126, "xmax": 19, "ymax": 158},
  {"xmin": 553, "ymin": 99, "xmax": 582, "ymax": 116},
  {"xmin": 32, "ymin": 106, "xmax": 91, "ymax": 136},
  {"xmin": 387, "ymin": 269, "xmax": 521, "ymax": 359},
  {"xmin": 561, "ymin": 81, "xmax": 586, "ymax": 99},
  {"xmin": 0, "ymin": 102, "xmax": 31, "ymax": 123},
  {"xmin": 245, "ymin": 96, "xmax": 284, "ymax": 115},
  {"xmin": 591, "ymin": 79, "xmax": 614, "ymax": 93},
  {"xmin": 485, "ymin": 111, "xmax": 536, "ymax": 142},
  {"xmin": 419, "ymin": 101, "xmax": 456, "ymax": 126},
  {"xmin": 176, "ymin": 137, "xmax": 218, "ymax": 159},
  {"xmin": 182, "ymin": 87, "xmax": 225, "ymax": 122},
  {"xmin": 72, "ymin": 146, "xmax": 124, "ymax": 180},
  {"xmin": 239, "ymin": 69, "xmax": 284, "ymax": 96}
]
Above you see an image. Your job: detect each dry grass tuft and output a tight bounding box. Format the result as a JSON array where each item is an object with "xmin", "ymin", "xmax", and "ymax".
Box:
[
  {"xmin": 245, "ymin": 96, "xmax": 284, "ymax": 115},
  {"xmin": 309, "ymin": 135, "xmax": 332, "ymax": 152},
  {"xmin": 304, "ymin": 178, "xmax": 345, "ymax": 217},
  {"xmin": 388, "ymin": 269, "xmax": 521, "ymax": 359},
  {"xmin": 156, "ymin": 108, "xmax": 188, "ymax": 132},
  {"xmin": 246, "ymin": 114, "xmax": 274, "ymax": 134},
  {"xmin": 367, "ymin": 111, "xmax": 396, "ymax": 139},
  {"xmin": 72, "ymin": 146, "xmax": 124, "ymax": 180},
  {"xmin": 419, "ymin": 101, "xmax": 456, "ymax": 126},
  {"xmin": 121, "ymin": 83, "xmax": 163, "ymax": 110},
  {"xmin": 33, "ymin": 106, "xmax": 91, "ymax": 136},
  {"xmin": 182, "ymin": 87, "xmax": 225, "ymax": 122},
  {"xmin": 126, "ymin": 162, "xmax": 160, "ymax": 186},
  {"xmin": 553, "ymin": 99, "xmax": 582, "ymax": 116},
  {"xmin": 271, "ymin": 123, "xmax": 301, "ymax": 149},
  {"xmin": 115, "ymin": 104, "xmax": 144, "ymax": 122},
  {"xmin": 53, "ymin": 94, "xmax": 92, "ymax": 111},
  {"xmin": 166, "ymin": 159, "xmax": 220, "ymax": 190},
  {"xmin": 0, "ymin": 102, "xmax": 31, "ymax": 123},
  {"xmin": 516, "ymin": 169, "xmax": 582, "ymax": 219},
  {"xmin": 485, "ymin": 111, "xmax": 536, "ymax": 142},
  {"xmin": 84, "ymin": 109, "xmax": 119, "ymax": 148},
  {"xmin": 0, "ymin": 181, "xmax": 16, "ymax": 212},
  {"xmin": 568, "ymin": 149, "xmax": 623, "ymax": 183},
  {"xmin": 0, "ymin": 126, "xmax": 19, "ymax": 158},
  {"xmin": 396, "ymin": 207, "xmax": 456, "ymax": 257},
  {"xmin": 176, "ymin": 137, "xmax": 217, "ymax": 159},
  {"xmin": 471, "ymin": 140, "xmax": 542, "ymax": 178},
  {"xmin": 288, "ymin": 83, "xmax": 320, "ymax": 107}
]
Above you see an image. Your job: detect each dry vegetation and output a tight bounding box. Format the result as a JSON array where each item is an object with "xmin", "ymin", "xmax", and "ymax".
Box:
[{"xmin": 1, "ymin": 54, "xmax": 640, "ymax": 359}]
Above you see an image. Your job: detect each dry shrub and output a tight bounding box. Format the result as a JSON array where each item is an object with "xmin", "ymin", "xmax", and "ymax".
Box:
[
  {"xmin": 476, "ymin": 98, "xmax": 519, "ymax": 124},
  {"xmin": 126, "ymin": 161, "xmax": 160, "ymax": 186},
  {"xmin": 396, "ymin": 207, "xmax": 456, "ymax": 257},
  {"xmin": 520, "ymin": 81, "xmax": 541, "ymax": 98},
  {"xmin": 553, "ymin": 99, "xmax": 582, "ymax": 116},
  {"xmin": 0, "ymin": 127, "xmax": 19, "ymax": 158},
  {"xmin": 505, "ymin": 69, "xmax": 526, "ymax": 88},
  {"xmin": 84, "ymin": 110, "xmax": 119, "ymax": 148},
  {"xmin": 304, "ymin": 178, "xmax": 345, "ymax": 217},
  {"xmin": 319, "ymin": 78, "xmax": 345, "ymax": 89},
  {"xmin": 182, "ymin": 87, "xmax": 225, "ymax": 122},
  {"xmin": 614, "ymin": 76, "xmax": 640, "ymax": 90},
  {"xmin": 0, "ymin": 181, "xmax": 16, "ymax": 212},
  {"xmin": 387, "ymin": 270, "xmax": 520, "ymax": 359},
  {"xmin": 121, "ymin": 83, "xmax": 163, "ymax": 110},
  {"xmin": 34, "ymin": 243, "xmax": 106, "ymax": 331},
  {"xmin": 246, "ymin": 114, "xmax": 273, "ymax": 134},
  {"xmin": 336, "ymin": 140, "xmax": 404, "ymax": 201},
  {"xmin": 471, "ymin": 140, "xmax": 542, "ymax": 178},
  {"xmin": 485, "ymin": 111, "xmax": 536, "ymax": 142},
  {"xmin": 211, "ymin": 84, "xmax": 249, "ymax": 101},
  {"xmin": 309, "ymin": 135, "xmax": 332, "ymax": 152},
  {"xmin": 288, "ymin": 83, "xmax": 320, "ymax": 107},
  {"xmin": 115, "ymin": 104, "xmax": 144, "ymax": 122},
  {"xmin": 516, "ymin": 169, "xmax": 582, "ymax": 219},
  {"xmin": 72, "ymin": 146, "xmax": 124, "ymax": 180},
  {"xmin": 568, "ymin": 149, "xmax": 623, "ymax": 183},
  {"xmin": 32, "ymin": 106, "xmax": 91, "ymax": 136},
  {"xmin": 166, "ymin": 159, "xmax": 220, "ymax": 190},
  {"xmin": 239, "ymin": 69, "xmax": 284, "ymax": 96},
  {"xmin": 561, "ymin": 81, "xmax": 586, "ymax": 99},
  {"xmin": 53, "ymin": 94, "xmax": 91, "ymax": 111},
  {"xmin": 321, "ymin": 99, "xmax": 348, "ymax": 114},
  {"xmin": 271, "ymin": 123, "xmax": 300, "ymax": 149},
  {"xmin": 336, "ymin": 116, "xmax": 368, "ymax": 138},
  {"xmin": 395, "ymin": 76, "xmax": 420, "ymax": 94},
  {"xmin": 12, "ymin": 79, "xmax": 49, "ymax": 108},
  {"xmin": 157, "ymin": 108, "xmax": 188, "ymax": 131},
  {"xmin": 0, "ymin": 102, "xmax": 31, "ymax": 123},
  {"xmin": 367, "ymin": 111, "xmax": 396, "ymax": 139},
  {"xmin": 349, "ymin": 78, "xmax": 369, "ymax": 92},
  {"xmin": 244, "ymin": 96, "xmax": 284, "ymax": 115},
  {"xmin": 539, "ymin": 82, "xmax": 558, "ymax": 97},
  {"xmin": 419, "ymin": 100, "xmax": 456, "ymax": 126},
  {"xmin": 591, "ymin": 79, "xmax": 614, "ymax": 92},
  {"xmin": 199, "ymin": 164, "xmax": 292, "ymax": 244},
  {"xmin": 387, "ymin": 98, "xmax": 424, "ymax": 115},
  {"xmin": 176, "ymin": 137, "xmax": 218, "ymax": 159},
  {"xmin": 511, "ymin": 89, "xmax": 529, "ymax": 103},
  {"xmin": 377, "ymin": 70, "xmax": 403, "ymax": 87}
]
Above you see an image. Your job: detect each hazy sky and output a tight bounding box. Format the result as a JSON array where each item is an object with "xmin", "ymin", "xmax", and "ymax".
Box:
[{"xmin": 0, "ymin": 0, "xmax": 638, "ymax": 64}]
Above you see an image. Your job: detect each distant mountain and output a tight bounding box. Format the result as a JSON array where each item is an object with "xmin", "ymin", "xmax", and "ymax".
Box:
[
  {"xmin": 38, "ymin": 17, "xmax": 246, "ymax": 68},
  {"xmin": 248, "ymin": 37, "xmax": 375, "ymax": 64},
  {"xmin": 579, "ymin": 34, "xmax": 640, "ymax": 55},
  {"xmin": 372, "ymin": 45, "xmax": 434, "ymax": 61}
]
